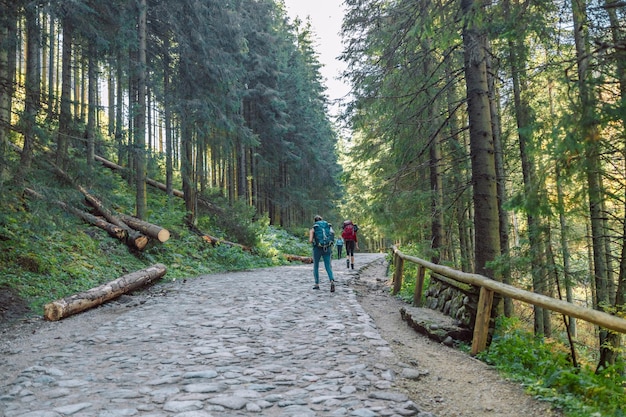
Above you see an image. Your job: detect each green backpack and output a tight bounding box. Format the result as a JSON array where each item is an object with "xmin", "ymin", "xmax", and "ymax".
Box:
[{"xmin": 313, "ymin": 220, "xmax": 335, "ymax": 249}]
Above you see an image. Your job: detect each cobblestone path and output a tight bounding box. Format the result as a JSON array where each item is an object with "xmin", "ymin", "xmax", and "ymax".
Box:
[{"xmin": 1, "ymin": 253, "xmax": 434, "ymax": 417}]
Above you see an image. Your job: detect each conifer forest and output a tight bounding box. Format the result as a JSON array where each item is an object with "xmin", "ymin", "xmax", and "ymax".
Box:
[{"xmin": 1, "ymin": 0, "xmax": 626, "ymax": 401}]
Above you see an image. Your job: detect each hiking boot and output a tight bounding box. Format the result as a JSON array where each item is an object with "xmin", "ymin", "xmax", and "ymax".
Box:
[
  {"xmin": 313, "ymin": 284, "xmax": 320, "ymax": 290},
  {"xmin": 351, "ymin": 264, "xmax": 354, "ymax": 269},
  {"xmin": 330, "ymin": 281, "xmax": 335, "ymax": 293},
  {"xmin": 346, "ymin": 259, "xmax": 350, "ymax": 268}
]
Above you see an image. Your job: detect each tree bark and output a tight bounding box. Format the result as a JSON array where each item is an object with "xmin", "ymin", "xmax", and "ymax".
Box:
[
  {"xmin": 0, "ymin": 2, "xmax": 17, "ymax": 179},
  {"xmin": 14, "ymin": 2, "xmax": 41, "ymax": 186},
  {"xmin": 118, "ymin": 213, "xmax": 170, "ymax": 243},
  {"xmin": 24, "ymin": 188, "xmax": 127, "ymax": 241},
  {"xmin": 44, "ymin": 264, "xmax": 167, "ymax": 321},
  {"xmin": 461, "ymin": 0, "xmax": 501, "ymax": 279},
  {"xmin": 600, "ymin": 0, "xmax": 626, "ymax": 369},
  {"xmin": 134, "ymin": 0, "xmax": 147, "ymax": 219},
  {"xmin": 571, "ymin": 0, "xmax": 612, "ymax": 371},
  {"xmin": 86, "ymin": 42, "xmax": 96, "ymax": 168},
  {"xmin": 56, "ymin": 15, "xmax": 72, "ymax": 169}
]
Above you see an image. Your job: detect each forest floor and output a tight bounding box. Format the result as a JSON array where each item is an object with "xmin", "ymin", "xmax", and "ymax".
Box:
[{"xmin": 0, "ymin": 258, "xmax": 563, "ymax": 417}]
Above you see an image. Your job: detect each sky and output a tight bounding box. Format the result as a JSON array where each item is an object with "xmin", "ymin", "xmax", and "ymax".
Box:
[{"xmin": 281, "ymin": 0, "xmax": 350, "ymax": 117}]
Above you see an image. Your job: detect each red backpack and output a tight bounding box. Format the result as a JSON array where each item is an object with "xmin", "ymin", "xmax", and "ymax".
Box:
[{"xmin": 342, "ymin": 221, "xmax": 357, "ymax": 241}]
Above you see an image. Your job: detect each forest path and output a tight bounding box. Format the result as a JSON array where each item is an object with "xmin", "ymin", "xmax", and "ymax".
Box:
[{"xmin": 0, "ymin": 253, "xmax": 558, "ymax": 417}]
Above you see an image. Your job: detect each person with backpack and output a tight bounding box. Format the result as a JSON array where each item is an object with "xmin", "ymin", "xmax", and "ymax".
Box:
[
  {"xmin": 335, "ymin": 236, "xmax": 344, "ymax": 259},
  {"xmin": 308, "ymin": 215, "xmax": 336, "ymax": 292},
  {"xmin": 341, "ymin": 220, "xmax": 359, "ymax": 270}
]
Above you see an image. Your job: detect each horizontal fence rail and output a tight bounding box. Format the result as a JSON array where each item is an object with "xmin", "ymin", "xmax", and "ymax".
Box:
[{"xmin": 391, "ymin": 245, "xmax": 626, "ymax": 355}]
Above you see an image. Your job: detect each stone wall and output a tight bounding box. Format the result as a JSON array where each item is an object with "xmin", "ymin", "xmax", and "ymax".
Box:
[{"xmin": 423, "ymin": 273, "xmax": 479, "ymax": 329}]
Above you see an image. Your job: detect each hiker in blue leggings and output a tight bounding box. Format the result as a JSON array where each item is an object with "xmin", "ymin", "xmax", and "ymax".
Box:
[{"xmin": 309, "ymin": 215, "xmax": 335, "ymax": 292}]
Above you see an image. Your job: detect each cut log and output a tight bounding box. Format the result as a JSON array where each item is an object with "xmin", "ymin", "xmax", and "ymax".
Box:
[
  {"xmin": 80, "ymin": 191, "xmax": 148, "ymax": 251},
  {"xmin": 24, "ymin": 188, "xmax": 126, "ymax": 241},
  {"xmin": 49, "ymin": 162, "xmax": 149, "ymax": 250},
  {"xmin": 201, "ymin": 234, "xmax": 251, "ymax": 252},
  {"xmin": 186, "ymin": 220, "xmax": 251, "ymax": 251},
  {"xmin": 44, "ymin": 264, "xmax": 167, "ymax": 321},
  {"xmin": 285, "ymin": 254, "xmax": 313, "ymax": 264},
  {"xmin": 118, "ymin": 213, "xmax": 170, "ymax": 243}
]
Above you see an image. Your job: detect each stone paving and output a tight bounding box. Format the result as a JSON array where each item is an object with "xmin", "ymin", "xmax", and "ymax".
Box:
[{"xmin": 0, "ymin": 253, "xmax": 435, "ymax": 417}]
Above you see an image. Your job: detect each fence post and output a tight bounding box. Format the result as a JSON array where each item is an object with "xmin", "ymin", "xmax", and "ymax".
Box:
[
  {"xmin": 471, "ymin": 286, "xmax": 495, "ymax": 355},
  {"xmin": 413, "ymin": 265, "xmax": 426, "ymax": 306},
  {"xmin": 392, "ymin": 254, "xmax": 404, "ymax": 295}
]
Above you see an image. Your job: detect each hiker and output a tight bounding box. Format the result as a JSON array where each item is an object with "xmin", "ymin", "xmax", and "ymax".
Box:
[
  {"xmin": 335, "ymin": 236, "xmax": 344, "ymax": 259},
  {"xmin": 309, "ymin": 215, "xmax": 336, "ymax": 292},
  {"xmin": 342, "ymin": 220, "xmax": 359, "ymax": 270}
]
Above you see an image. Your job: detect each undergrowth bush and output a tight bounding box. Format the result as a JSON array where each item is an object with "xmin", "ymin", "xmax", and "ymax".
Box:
[{"xmin": 477, "ymin": 317, "xmax": 626, "ymax": 417}]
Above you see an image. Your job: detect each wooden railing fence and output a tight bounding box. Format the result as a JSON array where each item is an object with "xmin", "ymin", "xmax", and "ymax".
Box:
[{"xmin": 390, "ymin": 245, "xmax": 626, "ymax": 355}]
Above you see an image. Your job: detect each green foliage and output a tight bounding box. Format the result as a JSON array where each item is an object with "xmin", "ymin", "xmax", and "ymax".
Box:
[
  {"xmin": 387, "ymin": 243, "xmax": 431, "ymax": 304},
  {"xmin": 257, "ymin": 223, "xmax": 312, "ymax": 260},
  {"xmin": 477, "ymin": 317, "xmax": 626, "ymax": 416},
  {"xmin": 196, "ymin": 189, "xmax": 261, "ymax": 248},
  {"xmin": 0, "ymin": 176, "xmax": 307, "ymax": 317}
]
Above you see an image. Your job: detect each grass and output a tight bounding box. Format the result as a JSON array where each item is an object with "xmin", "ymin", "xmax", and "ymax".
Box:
[
  {"xmin": 477, "ymin": 317, "xmax": 626, "ymax": 417},
  {"xmin": 0, "ymin": 173, "xmax": 311, "ymax": 317}
]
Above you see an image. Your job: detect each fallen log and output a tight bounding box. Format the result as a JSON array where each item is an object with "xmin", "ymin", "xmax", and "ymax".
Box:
[
  {"xmin": 201, "ymin": 234, "xmax": 251, "ymax": 252},
  {"xmin": 43, "ymin": 264, "xmax": 167, "ymax": 321},
  {"xmin": 285, "ymin": 254, "xmax": 313, "ymax": 264},
  {"xmin": 186, "ymin": 220, "xmax": 252, "ymax": 252},
  {"xmin": 95, "ymin": 154, "xmax": 223, "ymax": 213},
  {"xmin": 24, "ymin": 188, "xmax": 126, "ymax": 241},
  {"xmin": 118, "ymin": 213, "xmax": 170, "ymax": 243},
  {"xmin": 81, "ymin": 191, "xmax": 149, "ymax": 250},
  {"xmin": 49, "ymin": 162, "xmax": 150, "ymax": 250}
]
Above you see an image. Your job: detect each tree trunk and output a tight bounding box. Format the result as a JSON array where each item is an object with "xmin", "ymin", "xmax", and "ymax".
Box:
[
  {"xmin": 47, "ymin": 16, "xmax": 55, "ymax": 119},
  {"xmin": 44, "ymin": 264, "xmax": 167, "ymax": 321},
  {"xmin": 0, "ymin": 2, "xmax": 17, "ymax": 183},
  {"xmin": 571, "ymin": 0, "xmax": 612, "ymax": 370},
  {"xmin": 423, "ymin": 39, "xmax": 445, "ymax": 265},
  {"xmin": 56, "ymin": 15, "xmax": 72, "ymax": 169},
  {"xmin": 108, "ymin": 58, "xmax": 115, "ymax": 136},
  {"xmin": 14, "ymin": 2, "xmax": 41, "ymax": 186},
  {"xmin": 505, "ymin": 1, "xmax": 547, "ymax": 334},
  {"xmin": 135, "ymin": 0, "xmax": 147, "ymax": 219},
  {"xmin": 86, "ymin": 42, "xmax": 97, "ymax": 168},
  {"xmin": 115, "ymin": 50, "xmax": 124, "ymax": 166},
  {"xmin": 555, "ymin": 166, "xmax": 576, "ymax": 337},
  {"xmin": 489, "ymin": 51, "xmax": 512, "ymax": 316},
  {"xmin": 163, "ymin": 37, "xmax": 174, "ymax": 198},
  {"xmin": 600, "ymin": 0, "xmax": 626, "ymax": 369},
  {"xmin": 461, "ymin": 0, "xmax": 501, "ymax": 280},
  {"xmin": 187, "ymin": 221, "xmax": 251, "ymax": 252},
  {"xmin": 181, "ymin": 117, "xmax": 196, "ymax": 222},
  {"xmin": 48, "ymin": 161, "xmax": 149, "ymax": 250}
]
